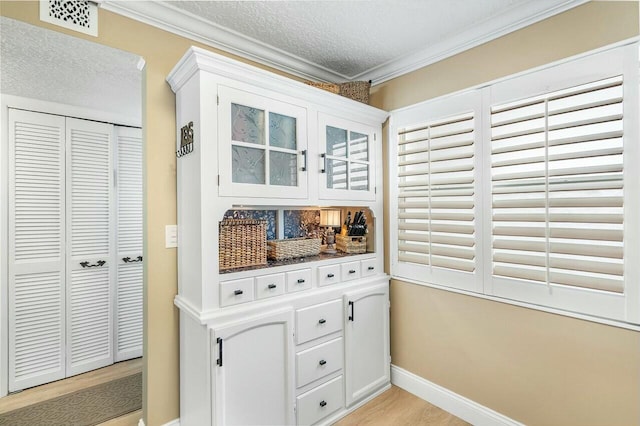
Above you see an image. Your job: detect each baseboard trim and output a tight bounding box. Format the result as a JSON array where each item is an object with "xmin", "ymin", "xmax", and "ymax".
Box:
[
  {"xmin": 390, "ymin": 365, "xmax": 523, "ymax": 426},
  {"xmin": 159, "ymin": 419, "xmax": 180, "ymax": 426}
]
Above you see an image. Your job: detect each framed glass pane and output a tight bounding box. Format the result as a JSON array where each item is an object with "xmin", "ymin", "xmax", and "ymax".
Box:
[
  {"xmin": 327, "ymin": 159, "xmax": 348, "ymax": 189},
  {"xmin": 269, "ymin": 112, "xmax": 297, "ymax": 150},
  {"xmin": 232, "ymin": 145, "xmax": 265, "ymax": 184},
  {"xmin": 269, "ymin": 151, "xmax": 298, "ymax": 187},
  {"xmin": 350, "ymin": 162, "xmax": 369, "ymax": 191},
  {"xmin": 231, "ymin": 103, "xmax": 265, "ymax": 145},
  {"xmin": 327, "ymin": 126, "xmax": 347, "ymax": 157},
  {"xmin": 350, "ymin": 131, "xmax": 369, "ymax": 162}
]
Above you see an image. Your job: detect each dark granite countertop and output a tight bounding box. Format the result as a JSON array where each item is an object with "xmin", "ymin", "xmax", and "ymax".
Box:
[{"xmin": 220, "ymin": 251, "xmax": 371, "ymax": 274}]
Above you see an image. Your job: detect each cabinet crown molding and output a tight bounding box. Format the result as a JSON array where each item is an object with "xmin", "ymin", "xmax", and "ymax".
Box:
[{"xmin": 167, "ymin": 46, "xmax": 389, "ymax": 124}]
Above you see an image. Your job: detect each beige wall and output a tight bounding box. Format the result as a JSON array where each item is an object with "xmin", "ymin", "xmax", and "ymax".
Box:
[
  {"xmin": 0, "ymin": 2, "xmax": 295, "ymax": 425},
  {"xmin": 376, "ymin": 2, "xmax": 640, "ymax": 425}
]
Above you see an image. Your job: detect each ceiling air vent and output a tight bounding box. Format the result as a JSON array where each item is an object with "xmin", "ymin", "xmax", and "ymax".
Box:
[{"xmin": 40, "ymin": 0, "xmax": 98, "ymax": 37}]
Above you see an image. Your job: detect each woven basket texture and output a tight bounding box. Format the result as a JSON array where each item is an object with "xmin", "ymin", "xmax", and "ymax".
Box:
[
  {"xmin": 219, "ymin": 219, "xmax": 267, "ymax": 270},
  {"xmin": 336, "ymin": 234, "xmax": 367, "ymax": 254},
  {"xmin": 267, "ymin": 237, "xmax": 321, "ymax": 260}
]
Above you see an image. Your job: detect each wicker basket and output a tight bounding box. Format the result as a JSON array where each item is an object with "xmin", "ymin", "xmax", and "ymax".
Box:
[
  {"xmin": 267, "ymin": 237, "xmax": 321, "ymax": 260},
  {"xmin": 305, "ymin": 81, "xmax": 340, "ymax": 94},
  {"xmin": 219, "ymin": 219, "xmax": 267, "ymax": 270},
  {"xmin": 339, "ymin": 81, "xmax": 371, "ymax": 104},
  {"xmin": 336, "ymin": 234, "xmax": 367, "ymax": 254}
]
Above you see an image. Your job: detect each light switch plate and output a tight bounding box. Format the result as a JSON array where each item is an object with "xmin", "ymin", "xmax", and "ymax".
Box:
[{"xmin": 165, "ymin": 225, "xmax": 178, "ymax": 248}]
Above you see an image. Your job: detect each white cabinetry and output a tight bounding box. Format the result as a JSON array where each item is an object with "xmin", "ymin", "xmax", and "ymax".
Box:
[
  {"xmin": 168, "ymin": 46, "xmax": 389, "ymax": 426},
  {"xmin": 344, "ymin": 284, "xmax": 390, "ymax": 407},
  {"xmin": 212, "ymin": 309, "xmax": 295, "ymax": 426}
]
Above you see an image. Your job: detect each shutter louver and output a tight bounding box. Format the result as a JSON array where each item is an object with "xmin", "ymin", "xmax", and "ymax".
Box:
[
  {"xmin": 66, "ymin": 118, "xmax": 113, "ymax": 375},
  {"xmin": 397, "ymin": 113, "xmax": 476, "ymax": 273},
  {"xmin": 116, "ymin": 127, "xmax": 143, "ymax": 361},
  {"xmin": 491, "ymin": 76, "xmax": 624, "ymax": 293},
  {"xmin": 9, "ymin": 110, "xmax": 66, "ymax": 391}
]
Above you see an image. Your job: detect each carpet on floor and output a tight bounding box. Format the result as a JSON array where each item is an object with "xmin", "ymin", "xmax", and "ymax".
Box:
[{"xmin": 0, "ymin": 372, "xmax": 142, "ymax": 426}]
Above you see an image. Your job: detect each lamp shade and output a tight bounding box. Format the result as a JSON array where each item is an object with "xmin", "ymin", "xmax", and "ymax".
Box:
[{"xmin": 320, "ymin": 209, "xmax": 341, "ymax": 227}]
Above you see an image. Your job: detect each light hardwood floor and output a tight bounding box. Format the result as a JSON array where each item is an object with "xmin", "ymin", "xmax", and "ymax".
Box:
[
  {"xmin": 335, "ymin": 386, "xmax": 470, "ymax": 426},
  {"xmin": 0, "ymin": 358, "xmax": 142, "ymax": 415}
]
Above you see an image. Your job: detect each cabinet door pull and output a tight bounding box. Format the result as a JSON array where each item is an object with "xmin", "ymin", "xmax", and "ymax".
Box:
[
  {"xmin": 368, "ymin": 266, "xmax": 375, "ymax": 270},
  {"xmin": 327, "ymin": 273, "xmax": 335, "ymax": 278},
  {"xmin": 80, "ymin": 260, "xmax": 106, "ymax": 268},
  {"xmin": 321, "ymin": 153, "xmax": 327, "ymax": 173},
  {"xmin": 348, "ymin": 300, "xmax": 355, "ymax": 321},
  {"xmin": 318, "ymin": 318, "xmax": 326, "ymax": 324},
  {"xmin": 234, "ymin": 289, "xmax": 243, "ymax": 296},
  {"xmin": 301, "ymin": 149, "xmax": 308, "ymax": 172},
  {"xmin": 297, "ymin": 278, "xmax": 305, "ymax": 284},
  {"xmin": 123, "ymin": 256, "xmax": 143, "ymax": 263},
  {"xmin": 319, "ymin": 359, "xmax": 327, "ymax": 366},
  {"xmin": 268, "ymin": 284, "xmax": 277, "ymax": 289},
  {"xmin": 216, "ymin": 337, "xmax": 223, "ymax": 367},
  {"xmin": 319, "ymin": 400, "xmax": 327, "ymax": 408},
  {"xmin": 349, "ymin": 269, "xmax": 356, "ymax": 274}
]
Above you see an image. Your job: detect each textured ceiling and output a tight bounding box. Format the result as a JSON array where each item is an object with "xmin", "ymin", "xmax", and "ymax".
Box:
[
  {"xmin": 154, "ymin": 0, "xmax": 583, "ymax": 82},
  {"xmin": 0, "ymin": 17, "xmax": 142, "ymax": 125}
]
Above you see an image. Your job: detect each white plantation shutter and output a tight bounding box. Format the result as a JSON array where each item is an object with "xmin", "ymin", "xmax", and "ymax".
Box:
[
  {"xmin": 66, "ymin": 117, "xmax": 114, "ymax": 376},
  {"xmin": 115, "ymin": 126, "xmax": 143, "ymax": 361},
  {"xmin": 8, "ymin": 110, "xmax": 66, "ymax": 391},
  {"xmin": 491, "ymin": 76, "xmax": 625, "ymax": 293},
  {"xmin": 397, "ymin": 113, "xmax": 476, "ymax": 272}
]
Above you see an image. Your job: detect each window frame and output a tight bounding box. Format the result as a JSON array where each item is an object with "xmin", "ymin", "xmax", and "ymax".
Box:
[{"xmin": 388, "ymin": 42, "xmax": 640, "ymax": 325}]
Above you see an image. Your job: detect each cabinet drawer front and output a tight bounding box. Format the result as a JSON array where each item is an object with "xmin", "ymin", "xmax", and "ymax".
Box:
[
  {"xmin": 340, "ymin": 261, "xmax": 361, "ymax": 281},
  {"xmin": 286, "ymin": 269, "xmax": 312, "ymax": 293},
  {"xmin": 220, "ymin": 278, "xmax": 255, "ymax": 307},
  {"xmin": 360, "ymin": 258, "xmax": 378, "ymax": 277},
  {"xmin": 296, "ymin": 338, "xmax": 343, "ymax": 388},
  {"xmin": 296, "ymin": 299, "xmax": 342, "ymax": 344},
  {"xmin": 255, "ymin": 273, "xmax": 285, "ymax": 299},
  {"xmin": 317, "ymin": 264, "xmax": 341, "ymax": 287},
  {"xmin": 297, "ymin": 376, "xmax": 344, "ymax": 426}
]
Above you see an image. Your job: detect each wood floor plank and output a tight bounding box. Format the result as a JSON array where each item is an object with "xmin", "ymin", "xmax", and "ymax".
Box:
[
  {"xmin": 0, "ymin": 358, "xmax": 142, "ymax": 414},
  {"xmin": 335, "ymin": 386, "xmax": 470, "ymax": 426}
]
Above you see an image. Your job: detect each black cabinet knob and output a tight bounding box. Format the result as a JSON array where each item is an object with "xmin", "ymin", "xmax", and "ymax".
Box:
[
  {"xmin": 318, "ymin": 318, "xmax": 326, "ymax": 324},
  {"xmin": 368, "ymin": 266, "xmax": 375, "ymax": 270},
  {"xmin": 297, "ymin": 278, "xmax": 305, "ymax": 283},
  {"xmin": 327, "ymin": 273, "xmax": 335, "ymax": 278},
  {"xmin": 319, "ymin": 359, "xmax": 327, "ymax": 366},
  {"xmin": 349, "ymin": 269, "xmax": 356, "ymax": 274},
  {"xmin": 234, "ymin": 289, "xmax": 243, "ymax": 295},
  {"xmin": 319, "ymin": 400, "xmax": 327, "ymax": 408},
  {"xmin": 268, "ymin": 284, "xmax": 277, "ymax": 289}
]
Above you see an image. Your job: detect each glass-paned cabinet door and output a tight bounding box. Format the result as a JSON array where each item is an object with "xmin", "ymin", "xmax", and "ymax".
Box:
[
  {"xmin": 319, "ymin": 114, "xmax": 376, "ymax": 201},
  {"xmin": 219, "ymin": 86, "xmax": 308, "ymax": 199}
]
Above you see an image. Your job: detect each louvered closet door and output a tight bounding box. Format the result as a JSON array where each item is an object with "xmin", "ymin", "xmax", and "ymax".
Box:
[
  {"xmin": 65, "ymin": 117, "xmax": 115, "ymax": 377},
  {"xmin": 8, "ymin": 110, "xmax": 66, "ymax": 391},
  {"xmin": 115, "ymin": 126, "xmax": 143, "ymax": 361}
]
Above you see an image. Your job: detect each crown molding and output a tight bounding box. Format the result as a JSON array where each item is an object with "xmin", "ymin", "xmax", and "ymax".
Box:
[
  {"xmin": 100, "ymin": 0, "xmax": 348, "ymax": 83},
  {"xmin": 103, "ymin": 0, "xmax": 588, "ymax": 86},
  {"xmin": 359, "ymin": 0, "xmax": 590, "ymax": 84}
]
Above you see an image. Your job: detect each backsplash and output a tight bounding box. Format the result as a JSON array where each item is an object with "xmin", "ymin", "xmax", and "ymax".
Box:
[{"xmin": 223, "ymin": 209, "xmax": 321, "ymax": 240}]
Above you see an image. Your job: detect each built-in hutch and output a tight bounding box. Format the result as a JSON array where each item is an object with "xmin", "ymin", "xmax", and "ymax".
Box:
[{"xmin": 168, "ymin": 47, "xmax": 390, "ymax": 426}]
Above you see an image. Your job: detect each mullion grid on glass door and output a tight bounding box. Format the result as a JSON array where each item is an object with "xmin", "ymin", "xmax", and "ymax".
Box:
[{"xmin": 490, "ymin": 76, "xmax": 624, "ymax": 294}]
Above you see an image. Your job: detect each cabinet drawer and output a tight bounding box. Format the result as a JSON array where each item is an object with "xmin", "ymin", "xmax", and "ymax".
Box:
[
  {"xmin": 296, "ymin": 338, "xmax": 343, "ymax": 388},
  {"xmin": 317, "ymin": 264, "xmax": 341, "ymax": 287},
  {"xmin": 296, "ymin": 299, "xmax": 342, "ymax": 344},
  {"xmin": 341, "ymin": 261, "xmax": 361, "ymax": 282},
  {"xmin": 286, "ymin": 269, "xmax": 312, "ymax": 293},
  {"xmin": 361, "ymin": 258, "xmax": 378, "ymax": 277},
  {"xmin": 220, "ymin": 278, "xmax": 254, "ymax": 307},
  {"xmin": 297, "ymin": 376, "xmax": 344, "ymax": 426},
  {"xmin": 255, "ymin": 273, "xmax": 285, "ymax": 300}
]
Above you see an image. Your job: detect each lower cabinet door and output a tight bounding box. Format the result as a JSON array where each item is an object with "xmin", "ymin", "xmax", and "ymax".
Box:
[
  {"xmin": 344, "ymin": 283, "xmax": 390, "ymax": 406},
  {"xmin": 212, "ymin": 309, "xmax": 295, "ymax": 426}
]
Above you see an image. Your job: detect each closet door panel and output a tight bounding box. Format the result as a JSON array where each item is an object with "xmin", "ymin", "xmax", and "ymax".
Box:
[
  {"xmin": 65, "ymin": 117, "xmax": 114, "ymax": 376},
  {"xmin": 115, "ymin": 126, "xmax": 143, "ymax": 361},
  {"xmin": 8, "ymin": 109, "xmax": 66, "ymax": 391}
]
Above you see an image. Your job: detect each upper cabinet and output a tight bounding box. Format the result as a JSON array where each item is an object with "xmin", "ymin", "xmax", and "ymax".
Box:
[
  {"xmin": 218, "ymin": 86, "xmax": 308, "ymax": 199},
  {"xmin": 319, "ymin": 114, "xmax": 377, "ymax": 202},
  {"xmin": 167, "ymin": 46, "xmax": 387, "ymax": 207}
]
